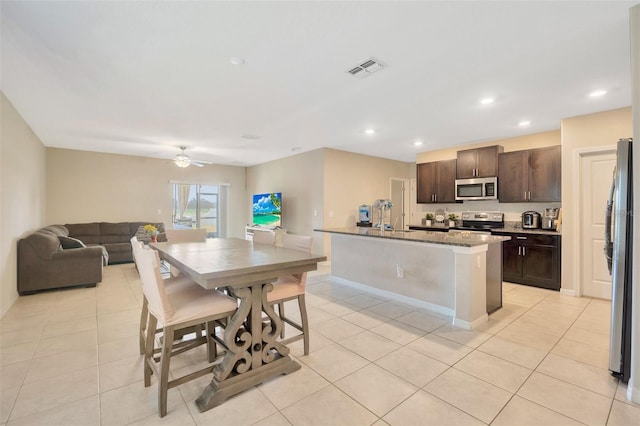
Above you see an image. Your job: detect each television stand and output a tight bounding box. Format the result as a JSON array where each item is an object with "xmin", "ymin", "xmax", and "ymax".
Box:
[{"xmin": 244, "ymin": 226, "xmax": 287, "ymax": 243}]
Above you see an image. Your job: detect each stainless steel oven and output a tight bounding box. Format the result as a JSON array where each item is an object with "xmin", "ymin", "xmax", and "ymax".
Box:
[{"xmin": 455, "ymin": 177, "xmax": 498, "ymax": 201}]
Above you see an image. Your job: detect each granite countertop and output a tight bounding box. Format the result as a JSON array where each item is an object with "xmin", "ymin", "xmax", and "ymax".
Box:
[
  {"xmin": 408, "ymin": 221, "xmax": 561, "ymax": 236},
  {"xmin": 314, "ymin": 227, "xmax": 510, "ymax": 248}
]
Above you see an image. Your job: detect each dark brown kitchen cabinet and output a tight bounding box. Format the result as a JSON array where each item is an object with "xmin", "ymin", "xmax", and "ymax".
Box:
[
  {"xmin": 417, "ymin": 159, "xmax": 457, "ymax": 203},
  {"xmin": 456, "ymin": 145, "xmax": 503, "ymax": 178},
  {"xmin": 498, "ymin": 146, "xmax": 561, "ymax": 202},
  {"xmin": 493, "ymin": 232, "xmax": 561, "ymax": 290}
]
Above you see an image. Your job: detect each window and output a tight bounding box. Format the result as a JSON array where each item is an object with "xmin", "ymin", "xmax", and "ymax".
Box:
[{"xmin": 172, "ymin": 184, "xmax": 228, "ymax": 237}]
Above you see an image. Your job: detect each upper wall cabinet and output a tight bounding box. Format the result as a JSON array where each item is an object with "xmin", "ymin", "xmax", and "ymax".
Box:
[
  {"xmin": 417, "ymin": 159, "xmax": 457, "ymax": 203},
  {"xmin": 456, "ymin": 145, "xmax": 504, "ymax": 178},
  {"xmin": 498, "ymin": 145, "xmax": 561, "ymax": 202}
]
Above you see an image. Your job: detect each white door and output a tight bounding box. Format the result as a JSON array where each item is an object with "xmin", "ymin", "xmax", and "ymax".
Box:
[
  {"xmin": 390, "ymin": 178, "xmax": 409, "ymax": 230},
  {"xmin": 580, "ymin": 151, "xmax": 616, "ymax": 299}
]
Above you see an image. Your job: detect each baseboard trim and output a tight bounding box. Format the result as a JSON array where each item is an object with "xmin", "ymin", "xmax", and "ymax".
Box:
[
  {"xmin": 560, "ymin": 288, "xmax": 577, "ymax": 297},
  {"xmin": 330, "ymin": 275, "xmax": 455, "ymax": 320}
]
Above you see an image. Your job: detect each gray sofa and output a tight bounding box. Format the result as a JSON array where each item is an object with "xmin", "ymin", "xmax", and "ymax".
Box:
[
  {"xmin": 64, "ymin": 222, "xmax": 166, "ymax": 264},
  {"xmin": 17, "ymin": 225, "xmax": 105, "ymax": 295},
  {"xmin": 17, "ymin": 222, "xmax": 166, "ymax": 295}
]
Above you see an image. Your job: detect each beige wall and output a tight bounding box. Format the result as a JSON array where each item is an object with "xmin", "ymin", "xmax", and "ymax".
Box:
[
  {"xmin": 246, "ymin": 149, "xmax": 325, "ymax": 255},
  {"xmin": 560, "ymin": 107, "xmax": 633, "ymax": 295},
  {"xmin": 323, "ymin": 149, "xmax": 413, "ymax": 259},
  {"xmin": 416, "ymin": 130, "xmax": 561, "ymax": 163},
  {"xmin": 629, "ymin": 3, "xmax": 640, "ymax": 404},
  {"xmin": 1, "ymin": 93, "xmax": 47, "ymax": 317},
  {"xmin": 246, "ymin": 148, "xmax": 414, "ymax": 259},
  {"xmin": 46, "ymin": 149, "xmax": 247, "ymax": 238},
  {"xmin": 414, "ymin": 130, "xmax": 562, "ymax": 223}
]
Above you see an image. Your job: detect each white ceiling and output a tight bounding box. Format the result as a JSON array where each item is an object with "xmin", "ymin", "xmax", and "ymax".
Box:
[{"xmin": 1, "ymin": 1, "xmax": 635, "ymax": 166}]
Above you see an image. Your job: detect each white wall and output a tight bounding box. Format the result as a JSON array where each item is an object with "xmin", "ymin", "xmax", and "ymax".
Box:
[
  {"xmin": 0, "ymin": 92, "xmax": 47, "ymax": 317},
  {"xmin": 46, "ymin": 148, "xmax": 247, "ymax": 238}
]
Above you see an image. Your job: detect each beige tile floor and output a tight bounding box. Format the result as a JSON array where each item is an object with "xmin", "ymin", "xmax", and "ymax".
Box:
[{"xmin": 1, "ymin": 263, "xmax": 639, "ymax": 425}]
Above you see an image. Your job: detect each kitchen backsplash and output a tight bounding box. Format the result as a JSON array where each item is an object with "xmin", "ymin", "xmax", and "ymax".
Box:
[{"xmin": 414, "ymin": 200, "xmax": 562, "ymax": 223}]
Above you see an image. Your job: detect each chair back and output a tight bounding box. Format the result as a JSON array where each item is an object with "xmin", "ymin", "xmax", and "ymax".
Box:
[
  {"xmin": 166, "ymin": 228, "xmax": 207, "ymax": 242},
  {"xmin": 281, "ymin": 234, "xmax": 312, "ymax": 253},
  {"xmin": 279, "ymin": 234, "xmax": 312, "ymax": 289},
  {"xmin": 252, "ymin": 229, "xmax": 275, "ymax": 245},
  {"xmin": 131, "ymin": 237, "xmax": 175, "ymax": 322}
]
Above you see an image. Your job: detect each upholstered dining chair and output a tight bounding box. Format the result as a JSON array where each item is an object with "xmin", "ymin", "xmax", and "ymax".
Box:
[
  {"xmin": 134, "ymin": 242, "xmax": 237, "ymax": 417},
  {"xmin": 132, "ymin": 237, "xmax": 213, "ymax": 359},
  {"xmin": 266, "ymin": 234, "xmax": 312, "ymax": 355},
  {"xmin": 252, "ymin": 229, "xmax": 275, "ymax": 245}
]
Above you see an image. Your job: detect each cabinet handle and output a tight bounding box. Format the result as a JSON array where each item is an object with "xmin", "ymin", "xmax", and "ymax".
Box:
[
  {"xmin": 528, "ymin": 191, "xmax": 531, "ymax": 200},
  {"xmin": 523, "ymin": 247, "xmax": 526, "ymax": 256},
  {"xmin": 434, "ymin": 194, "xmax": 437, "ymax": 202},
  {"xmin": 524, "ymin": 191, "xmax": 527, "ymax": 200},
  {"xmin": 516, "ymin": 236, "xmax": 527, "ymax": 240},
  {"xmin": 518, "ymin": 246, "xmax": 522, "ymax": 255}
]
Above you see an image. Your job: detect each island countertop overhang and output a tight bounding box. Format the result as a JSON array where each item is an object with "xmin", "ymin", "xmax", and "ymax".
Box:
[{"xmin": 314, "ymin": 227, "xmax": 509, "ymax": 248}]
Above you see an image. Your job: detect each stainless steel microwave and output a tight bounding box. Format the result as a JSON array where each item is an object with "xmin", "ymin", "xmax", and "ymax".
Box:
[{"xmin": 455, "ymin": 177, "xmax": 498, "ymax": 201}]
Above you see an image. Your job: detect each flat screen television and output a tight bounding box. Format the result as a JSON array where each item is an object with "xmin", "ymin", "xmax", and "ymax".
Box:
[{"xmin": 252, "ymin": 192, "xmax": 282, "ymax": 227}]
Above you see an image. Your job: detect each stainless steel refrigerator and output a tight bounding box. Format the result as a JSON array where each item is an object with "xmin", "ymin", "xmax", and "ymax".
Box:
[{"xmin": 604, "ymin": 138, "xmax": 633, "ymax": 382}]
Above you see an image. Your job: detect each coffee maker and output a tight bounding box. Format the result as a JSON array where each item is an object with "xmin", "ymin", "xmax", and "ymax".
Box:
[{"xmin": 542, "ymin": 208, "xmax": 559, "ymax": 230}]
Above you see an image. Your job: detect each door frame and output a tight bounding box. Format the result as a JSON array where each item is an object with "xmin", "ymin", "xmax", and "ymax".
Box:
[
  {"xmin": 573, "ymin": 145, "xmax": 616, "ymax": 297},
  {"xmin": 389, "ymin": 177, "xmax": 410, "ymax": 230}
]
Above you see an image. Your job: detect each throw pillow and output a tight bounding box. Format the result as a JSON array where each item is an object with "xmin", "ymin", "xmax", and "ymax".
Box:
[{"xmin": 59, "ymin": 236, "xmax": 87, "ymax": 249}]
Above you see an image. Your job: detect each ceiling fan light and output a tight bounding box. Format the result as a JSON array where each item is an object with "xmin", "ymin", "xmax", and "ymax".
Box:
[{"xmin": 174, "ymin": 153, "xmax": 190, "ymax": 168}]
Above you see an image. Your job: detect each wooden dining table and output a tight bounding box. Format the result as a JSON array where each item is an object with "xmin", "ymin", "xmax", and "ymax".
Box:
[{"xmin": 150, "ymin": 237, "xmax": 326, "ymax": 412}]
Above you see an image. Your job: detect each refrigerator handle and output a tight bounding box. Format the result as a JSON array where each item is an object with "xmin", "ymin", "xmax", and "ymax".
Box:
[{"xmin": 604, "ymin": 168, "xmax": 616, "ymax": 275}]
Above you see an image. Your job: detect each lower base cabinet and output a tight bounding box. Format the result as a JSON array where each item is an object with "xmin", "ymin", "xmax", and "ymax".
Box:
[{"xmin": 493, "ymin": 232, "xmax": 561, "ymax": 290}]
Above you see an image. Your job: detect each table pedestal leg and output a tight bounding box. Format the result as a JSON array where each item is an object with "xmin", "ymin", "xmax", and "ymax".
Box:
[{"xmin": 195, "ymin": 282, "xmax": 301, "ymax": 412}]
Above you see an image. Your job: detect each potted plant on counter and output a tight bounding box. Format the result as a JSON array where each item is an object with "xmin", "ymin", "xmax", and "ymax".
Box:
[
  {"xmin": 447, "ymin": 213, "xmax": 458, "ymax": 228},
  {"xmin": 425, "ymin": 213, "xmax": 434, "ymax": 226}
]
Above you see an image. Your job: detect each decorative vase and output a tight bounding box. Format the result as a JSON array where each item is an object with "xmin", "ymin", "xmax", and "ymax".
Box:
[
  {"xmin": 150, "ymin": 234, "xmax": 158, "ymax": 243},
  {"xmin": 449, "ymin": 220, "xmax": 455, "ymax": 228},
  {"xmin": 426, "ymin": 220, "xmax": 432, "ymax": 226}
]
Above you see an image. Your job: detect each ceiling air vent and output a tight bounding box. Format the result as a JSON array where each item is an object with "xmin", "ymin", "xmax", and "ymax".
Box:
[{"xmin": 347, "ymin": 57, "xmax": 385, "ymax": 79}]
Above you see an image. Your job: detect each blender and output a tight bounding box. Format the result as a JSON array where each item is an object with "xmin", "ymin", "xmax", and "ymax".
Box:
[{"xmin": 542, "ymin": 208, "xmax": 559, "ymax": 230}]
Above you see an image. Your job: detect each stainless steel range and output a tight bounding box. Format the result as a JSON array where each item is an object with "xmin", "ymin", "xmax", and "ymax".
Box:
[{"xmin": 459, "ymin": 211, "xmax": 504, "ymax": 231}]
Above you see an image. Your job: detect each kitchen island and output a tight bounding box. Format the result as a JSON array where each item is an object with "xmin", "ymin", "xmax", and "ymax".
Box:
[{"xmin": 314, "ymin": 228, "xmax": 509, "ymax": 329}]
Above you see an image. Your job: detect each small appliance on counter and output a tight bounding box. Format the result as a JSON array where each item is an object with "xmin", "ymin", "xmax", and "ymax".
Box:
[
  {"xmin": 433, "ymin": 209, "xmax": 447, "ymax": 227},
  {"xmin": 357, "ymin": 204, "xmax": 372, "ymax": 227},
  {"xmin": 542, "ymin": 208, "xmax": 560, "ymax": 230},
  {"xmin": 522, "ymin": 211, "xmax": 541, "ymax": 229}
]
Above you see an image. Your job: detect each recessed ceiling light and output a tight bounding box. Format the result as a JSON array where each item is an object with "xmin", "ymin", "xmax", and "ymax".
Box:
[
  {"xmin": 518, "ymin": 120, "xmax": 531, "ymax": 127},
  {"xmin": 413, "ymin": 140, "xmax": 423, "ymax": 146},
  {"xmin": 241, "ymin": 134, "xmax": 260, "ymax": 140},
  {"xmin": 589, "ymin": 89, "xmax": 607, "ymax": 97},
  {"xmin": 479, "ymin": 97, "xmax": 495, "ymax": 105},
  {"xmin": 229, "ymin": 57, "xmax": 245, "ymax": 65},
  {"xmin": 364, "ymin": 129, "xmax": 375, "ymax": 135}
]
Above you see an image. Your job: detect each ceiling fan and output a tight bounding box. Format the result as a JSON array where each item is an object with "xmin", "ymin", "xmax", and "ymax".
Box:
[{"xmin": 174, "ymin": 146, "xmax": 211, "ymax": 168}]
